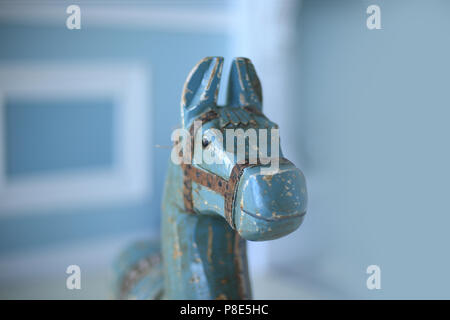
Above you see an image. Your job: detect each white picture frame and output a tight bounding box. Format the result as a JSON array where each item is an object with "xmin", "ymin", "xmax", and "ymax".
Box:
[{"xmin": 0, "ymin": 62, "xmax": 151, "ymax": 214}]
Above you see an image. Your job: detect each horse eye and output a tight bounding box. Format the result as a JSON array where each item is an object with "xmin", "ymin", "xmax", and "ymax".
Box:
[{"xmin": 202, "ymin": 137, "xmax": 210, "ymax": 147}]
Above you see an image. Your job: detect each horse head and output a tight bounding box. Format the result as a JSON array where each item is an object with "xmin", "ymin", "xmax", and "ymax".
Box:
[{"xmin": 178, "ymin": 56, "xmax": 307, "ymax": 241}]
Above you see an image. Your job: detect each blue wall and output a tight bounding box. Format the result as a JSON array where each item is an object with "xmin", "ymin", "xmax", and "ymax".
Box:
[
  {"xmin": 290, "ymin": 0, "xmax": 450, "ymax": 298},
  {"xmin": 5, "ymin": 97, "xmax": 115, "ymax": 178}
]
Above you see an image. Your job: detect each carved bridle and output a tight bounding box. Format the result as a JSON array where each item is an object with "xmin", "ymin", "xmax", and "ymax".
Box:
[{"xmin": 180, "ymin": 107, "xmax": 292, "ymax": 229}]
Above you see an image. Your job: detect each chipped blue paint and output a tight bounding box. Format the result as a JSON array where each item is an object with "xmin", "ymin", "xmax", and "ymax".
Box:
[{"xmin": 114, "ymin": 57, "xmax": 307, "ymax": 299}]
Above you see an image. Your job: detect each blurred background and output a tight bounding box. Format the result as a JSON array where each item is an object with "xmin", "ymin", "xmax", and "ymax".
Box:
[{"xmin": 1, "ymin": 0, "xmax": 450, "ymax": 299}]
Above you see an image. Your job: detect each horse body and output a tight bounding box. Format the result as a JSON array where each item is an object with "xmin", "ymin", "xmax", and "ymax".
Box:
[
  {"xmin": 115, "ymin": 57, "xmax": 307, "ymax": 300},
  {"xmin": 162, "ymin": 160, "xmax": 251, "ymax": 299}
]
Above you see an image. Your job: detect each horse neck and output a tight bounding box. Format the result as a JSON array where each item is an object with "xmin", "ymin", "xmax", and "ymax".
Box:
[{"xmin": 161, "ymin": 161, "xmax": 252, "ymax": 299}]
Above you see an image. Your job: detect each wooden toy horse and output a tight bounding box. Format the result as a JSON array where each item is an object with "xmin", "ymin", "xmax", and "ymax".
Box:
[{"xmin": 114, "ymin": 57, "xmax": 307, "ymax": 300}]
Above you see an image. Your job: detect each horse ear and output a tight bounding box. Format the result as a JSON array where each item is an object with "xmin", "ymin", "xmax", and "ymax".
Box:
[
  {"xmin": 181, "ymin": 56, "xmax": 224, "ymax": 127},
  {"xmin": 227, "ymin": 57, "xmax": 262, "ymax": 111}
]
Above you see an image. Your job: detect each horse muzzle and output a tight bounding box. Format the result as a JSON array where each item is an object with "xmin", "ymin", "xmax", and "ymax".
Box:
[{"xmin": 233, "ymin": 161, "xmax": 307, "ymax": 241}]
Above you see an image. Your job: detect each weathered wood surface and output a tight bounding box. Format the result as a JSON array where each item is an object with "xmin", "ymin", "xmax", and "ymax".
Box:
[{"xmin": 114, "ymin": 57, "xmax": 307, "ymax": 300}]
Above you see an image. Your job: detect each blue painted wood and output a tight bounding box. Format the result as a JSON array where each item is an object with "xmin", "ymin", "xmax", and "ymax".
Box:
[{"xmin": 114, "ymin": 57, "xmax": 307, "ymax": 299}]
